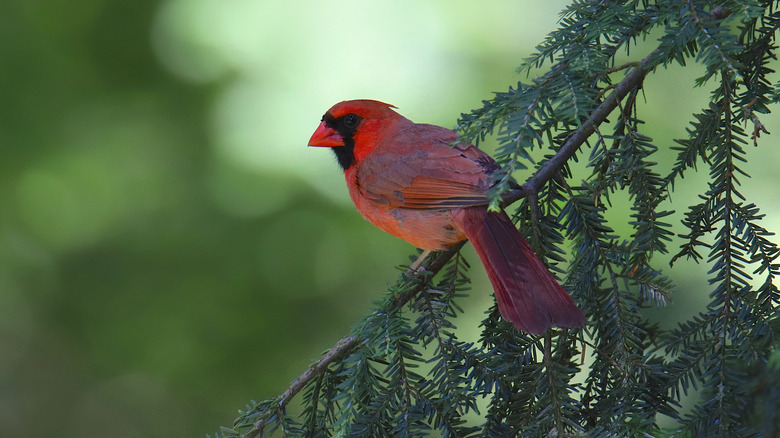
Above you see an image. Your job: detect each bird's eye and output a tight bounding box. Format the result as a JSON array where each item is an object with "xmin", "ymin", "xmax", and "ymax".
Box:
[{"xmin": 342, "ymin": 114, "xmax": 360, "ymax": 129}]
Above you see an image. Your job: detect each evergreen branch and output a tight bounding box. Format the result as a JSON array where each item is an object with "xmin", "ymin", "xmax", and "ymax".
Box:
[
  {"xmin": 235, "ymin": 243, "xmax": 466, "ymax": 437},
  {"xmin": 243, "ymin": 335, "xmax": 360, "ymax": 435},
  {"xmin": 543, "ymin": 332, "xmax": 564, "ymax": 434},
  {"xmin": 500, "ymin": 48, "xmax": 659, "ymax": 205},
  {"xmin": 241, "ymin": 46, "xmax": 673, "ymax": 435},
  {"xmin": 501, "ymin": 4, "xmax": 734, "ymax": 205}
]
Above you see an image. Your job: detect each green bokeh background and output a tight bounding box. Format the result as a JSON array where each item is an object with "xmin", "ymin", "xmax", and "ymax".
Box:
[{"xmin": 2, "ymin": 1, "xmax": 778, "ymax": 436}]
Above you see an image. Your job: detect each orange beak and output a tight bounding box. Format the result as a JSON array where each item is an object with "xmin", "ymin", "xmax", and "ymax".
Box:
[{"xmin": 308, "ymin": 122, "xmax": 345, "ymax": 147}]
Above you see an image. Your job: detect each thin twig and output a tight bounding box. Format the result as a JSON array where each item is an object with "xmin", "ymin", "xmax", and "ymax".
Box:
[{"xmin": 543, "ymin": 331, "xmax": 564, "ymax": 435}]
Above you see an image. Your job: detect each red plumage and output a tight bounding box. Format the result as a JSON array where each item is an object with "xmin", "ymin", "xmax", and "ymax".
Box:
[{"xmin": 309, "ymin": 100, "xmax": 584, "ymax": 334}]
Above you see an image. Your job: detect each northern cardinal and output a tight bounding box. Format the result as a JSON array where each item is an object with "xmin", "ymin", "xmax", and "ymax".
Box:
[{"xmin": 308, "ymin": 100, "xmax": 584, "ymax": 334}]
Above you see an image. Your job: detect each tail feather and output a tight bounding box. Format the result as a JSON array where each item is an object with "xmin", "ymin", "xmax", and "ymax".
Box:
[{"xmin": 450, "ymin": 207, "xmax": 585, "ymax": 334}]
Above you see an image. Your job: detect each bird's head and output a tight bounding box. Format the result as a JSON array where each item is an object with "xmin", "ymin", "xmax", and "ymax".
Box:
[{"xmin": 308, "ymin": 99, "xmax": 409, "ymax": 170}]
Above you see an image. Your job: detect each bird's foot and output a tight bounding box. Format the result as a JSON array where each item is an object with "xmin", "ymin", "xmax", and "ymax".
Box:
[{"xmin": 406, "ymin": 249, "xmax": 432, "ymax": 275}]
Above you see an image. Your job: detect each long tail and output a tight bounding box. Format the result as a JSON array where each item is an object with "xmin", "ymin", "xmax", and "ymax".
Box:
[{"xmin": 450, "ymin": 207, "xmax": 585, "ymax": 334}]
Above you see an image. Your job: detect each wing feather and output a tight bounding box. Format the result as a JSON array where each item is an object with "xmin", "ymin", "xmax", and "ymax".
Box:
[{"xmin": 356, "ymin": 124, "xmax": 497, "ymax": 210}]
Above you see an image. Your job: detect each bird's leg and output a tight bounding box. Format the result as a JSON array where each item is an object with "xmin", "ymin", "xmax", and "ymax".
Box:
[{"xmin": 408, "ymin": 249, "xmax": 432, "ymax": 273}]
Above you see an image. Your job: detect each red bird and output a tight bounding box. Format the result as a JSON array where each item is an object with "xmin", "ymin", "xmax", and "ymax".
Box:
[{"xmin": 308, "ymin": 100, "xmax": 584, "ymax": 334}]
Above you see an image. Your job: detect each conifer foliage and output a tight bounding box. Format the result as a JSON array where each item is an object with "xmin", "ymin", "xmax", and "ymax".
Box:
[{"xmin": 218, "ymin": 1, "xmax": 779, "ymax": 436}]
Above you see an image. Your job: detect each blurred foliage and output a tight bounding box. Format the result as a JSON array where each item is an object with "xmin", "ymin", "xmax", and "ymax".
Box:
[{"xmin": 2, "ymin": 0, "xmax": 779, "ymax": 437}]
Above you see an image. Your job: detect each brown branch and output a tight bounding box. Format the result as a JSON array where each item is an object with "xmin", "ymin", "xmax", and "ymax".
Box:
[
  {"xmin": 499, "ymin": 48, "xmax": 659, "ymax": 207},
  {"xmin": 499, "ymin": 3, "xmax": 732, "ymax": 208},
  {"xmin": 237, "ymin": 43, "xmax": 676, "ymax": 438},
  {"xmin": 279, "ymin": 336, "xmax": 359, "ymax": 414}
]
